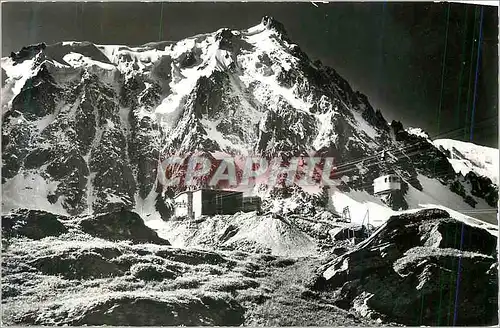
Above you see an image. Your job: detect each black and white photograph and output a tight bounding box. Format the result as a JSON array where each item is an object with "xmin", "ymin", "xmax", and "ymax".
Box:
[{"xmin": 1, "ymin": 0, "xmax": 499, "ymax": 326}]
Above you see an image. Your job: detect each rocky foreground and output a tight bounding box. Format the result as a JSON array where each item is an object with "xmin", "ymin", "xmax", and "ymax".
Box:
[
  {"xmin": 1, "ymin": 208, "xmax": 498, "ymax": 326},
  {"xmin": 313, "ymin": 209, "xmax": 498, "ymax": 326}
]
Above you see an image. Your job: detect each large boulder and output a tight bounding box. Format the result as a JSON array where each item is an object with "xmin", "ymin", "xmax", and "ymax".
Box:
[
  {"xmin": 317, "ymin": 208, "xmax": 498, "ymax": 326},
  {"xmin": 2, "ymin": 209, "xmax": 68, "ymax": 240},
  {"xmin": 79, "ymin": 209, "xmax": 170, "ymax": 245}
]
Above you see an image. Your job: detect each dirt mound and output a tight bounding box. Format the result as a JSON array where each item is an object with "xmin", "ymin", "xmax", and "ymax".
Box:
[
  {"xmin": 161, "ymin": 212, "xmax": 317, "ymax": 257},
  {"xmin": 317, "ymin": 208, "xmax": 498, "ymax": 326}
]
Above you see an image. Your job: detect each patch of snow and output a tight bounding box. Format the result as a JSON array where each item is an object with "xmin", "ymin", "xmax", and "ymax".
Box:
[
  {"xmin": 118, "ymin": 106, "xmax": 131, "ymax": 132},
  {"xmin": 433, "ymin": 138, "xmax": 499, "ymax": 184},
  {"xmin": 33, "ymin": 114, "xmax": 55, "ymax": 132},
  {"xmin": 200, "ymin": 118, "xmax": 247, "ymax": 155},
  {"xmin": 405, "ymin": 174, "xmax": 497, "ymax": 225},
  {"xmin": 418, "ymin": 204, "xmax": 498, "ymax": 236},
  {"xmin": 135, "ymin": 188, "xmax": 162, "ymax": 223},
  {"xmin": 242, "ymin": 23, "xmax": 267, "ymax": 37},
  {"xmin": 328, "ymin": 176, "xmax": 497, "ymax": 229},
  {"xmin": 2, "ymin": 172, "xmax": 69, "ymax": 216},
  {"xmin": 61, "ymin": 41, "xmax": 79, "ymax": 46},
  {"xmin": 313, "ymin": 111, "xmax": 337, "ymax": 150},
  {"xmin": 349, "ymin": 108, "xmax": 379, "ymax": 144},
  {"xmin": 1, "ymin": 53, "xmax": 40, "ymax": 112},
  {"xmin": 406, "ymin": 127, "xmax": 430, "ymax": 139},
  {"xmin": 106, "ymin": 119, "xmax": 115, "ymax": 129},
  {"xmin": 155, "ymin": 35, "xmax": 218, "ymax": 119},
  {"xmin": 85, "ymin": 172, "xmax": 95, "ymax": 216},
  {"xmin": 328, "ymin": 187, "xmax": 395, "ymax": 227}
]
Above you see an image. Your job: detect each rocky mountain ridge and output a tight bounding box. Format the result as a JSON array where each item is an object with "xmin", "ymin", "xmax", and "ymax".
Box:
[{"xmin": 1, "ymin": 16, "xmax": 497, "ymax": 224}]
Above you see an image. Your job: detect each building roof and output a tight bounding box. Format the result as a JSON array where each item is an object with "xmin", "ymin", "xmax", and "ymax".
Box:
[
  {"xmin": 373, "ymin": 174, "xmax": 400, "ymax": 182},
  {"xmin": 173, "ymin": 188, "xmax": 243, "ymax": 199}
]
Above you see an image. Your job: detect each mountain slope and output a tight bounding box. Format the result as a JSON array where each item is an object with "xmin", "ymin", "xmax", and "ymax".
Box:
[
  {"xmin": 1, "ymin": 17, "xmax": 497, "ymax": 225},
  {"xmin": 433, "ymin": 138, "xmax": 499, "ymax": 185}
]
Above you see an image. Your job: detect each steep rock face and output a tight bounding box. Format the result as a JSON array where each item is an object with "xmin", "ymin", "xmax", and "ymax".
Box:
[
  {"xmin": 3, "ymin": 64, "xmax": 135, "ymax": 215},
  {"xmin": 121, "ymin": 74, "xmax": 162, "ymax": 200},
  {"xmin": 1, "ymin": 17, "xmax": 497, "ymax": 220},
  {"xmin": 464, "ymin": 171, "xmax": 498, "ymax": 206},
  {"xmin": 391, "ymin": 121, "xmax": 456, "ymax": 181},
  {"xmin": 317, "ymin": 209, "xmax": 498, "ymax": 326}
]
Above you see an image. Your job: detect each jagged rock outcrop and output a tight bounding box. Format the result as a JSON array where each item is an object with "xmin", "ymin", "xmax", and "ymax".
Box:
[
  {"xmin": 10, "ymin": 43, "xmax": 47, "ymax": 63},
  {"xmin": 317, "ymin": 209, "xmax": 498, "ymax": 326},
  {"xmin": 464, "ymin": 171, "xmax": 498, "ymax": 207}
]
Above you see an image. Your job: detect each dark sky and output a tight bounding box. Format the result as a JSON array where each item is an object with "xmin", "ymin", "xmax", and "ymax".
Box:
[{"xmin": 2, "ymin": 2, "xmax": 498, "ymax": 147}]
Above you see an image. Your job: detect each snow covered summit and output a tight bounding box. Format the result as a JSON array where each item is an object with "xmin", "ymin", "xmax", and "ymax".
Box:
[
  {"xmin": 433, "ymin": 138, "xmax": 499, "ymax": 185},
  {"xmin": 1, "ymin": 17, "xmax": 497, "ymax": 226}
]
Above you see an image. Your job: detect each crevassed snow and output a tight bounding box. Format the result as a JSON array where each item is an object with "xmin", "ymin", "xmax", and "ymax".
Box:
[
  {"xmin": 97, "ymin": 44, "xmax": 167, "ymax": 65},
  {"xmin": 433, "ymin": 138, "xmax": 499, "ymax": 185},
  {"xmin": 62, "ymin": 52, "xmax": 120, "ymax": 90}
]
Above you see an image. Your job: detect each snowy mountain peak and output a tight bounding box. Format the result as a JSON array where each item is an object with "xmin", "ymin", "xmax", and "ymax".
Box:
[
  {"xmin": 1, "ymin": 20, "xmax": 497, "ymax": 226},
  {"xmin": 261, "ymin": 16, "xmax": 288, "ymax": 36}
]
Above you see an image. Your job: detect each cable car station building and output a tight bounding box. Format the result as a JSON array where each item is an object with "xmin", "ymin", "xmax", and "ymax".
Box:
[
  {"xmin": 174, "ymin": 189, "xmax": 260, "ymax": 220},
  {"xmin": 373, "ymin": 174, "xmax": 401, "ymax": 195}
]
